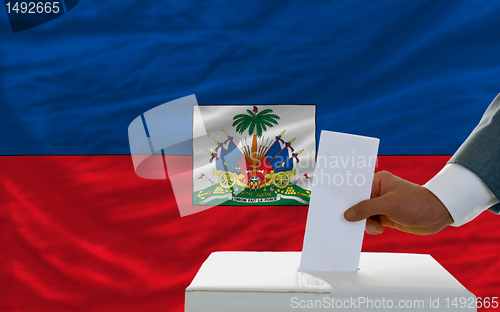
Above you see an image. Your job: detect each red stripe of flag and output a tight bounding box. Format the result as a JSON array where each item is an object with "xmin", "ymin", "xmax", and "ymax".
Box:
[{"xmin": 1, "ymin": 155, "xmax": 498, "ymax": 311}]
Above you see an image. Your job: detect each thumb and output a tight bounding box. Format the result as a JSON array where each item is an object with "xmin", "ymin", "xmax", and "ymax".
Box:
[{"xmin": 344, "ymin": 196, "xmax": 391, "ymax": 222}]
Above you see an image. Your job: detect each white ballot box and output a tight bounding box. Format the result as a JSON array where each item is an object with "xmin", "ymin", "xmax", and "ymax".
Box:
[{"xmin": 185, "ymin": 252, "xmax": 476, "ymax": 312}]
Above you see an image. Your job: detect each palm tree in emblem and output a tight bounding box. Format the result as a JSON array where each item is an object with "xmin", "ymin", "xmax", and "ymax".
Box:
[{"xmin": 232, "ymin": 106, "xmax": 280, "ymax": 176}]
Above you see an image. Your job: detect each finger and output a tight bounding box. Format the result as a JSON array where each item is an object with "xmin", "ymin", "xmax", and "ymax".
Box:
[
  {"xmin": 377, "ymin": 215, "xmax": 423, "ymax": 234},
  {"xmin": 370, "ymin": 171, "xmax": 392, "ymax": 199},
  {"xmin": 370, "ymin": 172, "xmax": 383, "ymax": 199},
  {"xmin": 365, "ymin": 217, "xmax": 383, "ymax": 235},
  {"xmin": 344, "ymin": 196, "xmax": 391, "ymax": 222},
  {"xmin": 377, "ymin": 215, "xmax": 396, "ymax": 229}
]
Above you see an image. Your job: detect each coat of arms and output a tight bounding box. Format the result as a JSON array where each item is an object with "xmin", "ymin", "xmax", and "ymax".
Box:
[{"xmin": 193, "ymin": 105, "xmax": 315, "ymax": 205}]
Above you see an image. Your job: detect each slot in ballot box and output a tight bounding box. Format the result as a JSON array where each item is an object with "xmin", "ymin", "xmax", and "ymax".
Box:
[{"xmin": 185, "ymin": 252, "xmax": 476, "ymax": 311}]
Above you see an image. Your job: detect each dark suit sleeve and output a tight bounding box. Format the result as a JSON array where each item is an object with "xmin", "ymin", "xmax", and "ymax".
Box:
[{"xmin": 449, "ymin": 93, "xmax": 500, "ymax": 214}]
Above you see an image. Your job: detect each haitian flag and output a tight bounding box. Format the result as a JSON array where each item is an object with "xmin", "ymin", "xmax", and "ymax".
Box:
[{"xmin": 2, "ymin": 1, "xmax": 500, "ymax": 311}]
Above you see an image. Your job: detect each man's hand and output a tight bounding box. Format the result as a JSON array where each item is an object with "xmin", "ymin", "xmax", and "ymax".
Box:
[{"xmin": 344, "ymin": 171, "xmax": 454, "ymax": 235}]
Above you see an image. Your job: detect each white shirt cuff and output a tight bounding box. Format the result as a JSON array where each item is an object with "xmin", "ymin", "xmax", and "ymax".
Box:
[{"xmin": 423, "ymin": 163, "xmax": 499, "ymax": 227}]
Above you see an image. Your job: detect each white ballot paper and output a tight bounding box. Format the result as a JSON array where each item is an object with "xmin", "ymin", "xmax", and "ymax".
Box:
[{"xmin": 299, "ymin": 131, "xmax": 379, "ymax": 272}]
